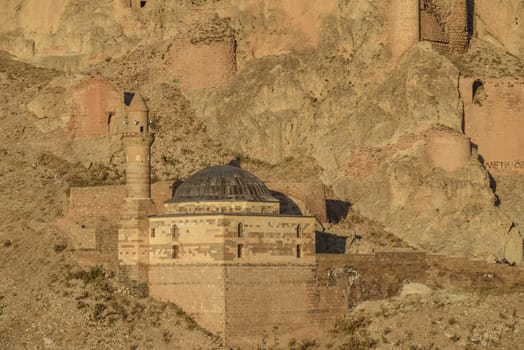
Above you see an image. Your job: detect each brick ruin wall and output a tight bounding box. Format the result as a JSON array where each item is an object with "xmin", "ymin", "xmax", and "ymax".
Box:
[
  {"xmin": 316, "ymin": 252, "xmax": 524, "ymax": 326},
  {"xmin": 419, "ymin": 0, "xmax": 469, "ymax": 54},
  {"xmin": 460, "ymin": 77, "xmax": 524, "ymax": 174},
  {"xmin": 69, "ymin": 77, "xmax": 125, "ymax": 138},
  {"xmin": 389, "ymin": 0, "xmax": 470, "ymax": 59}
]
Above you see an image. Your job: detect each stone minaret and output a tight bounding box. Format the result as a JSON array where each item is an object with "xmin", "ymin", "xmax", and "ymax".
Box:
[{"xmin": 118, "ymin": 92, "xmax": 155, "ymax": 290}]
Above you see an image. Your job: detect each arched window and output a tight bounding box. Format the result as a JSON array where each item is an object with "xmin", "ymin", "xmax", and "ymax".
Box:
[
  {"xmin": 237, "ymin": 223, "xmax": 244, "ymax": 238},
  {"xmin": 296, "ymin": 224, "xmax": 302, "ymax": 238}
]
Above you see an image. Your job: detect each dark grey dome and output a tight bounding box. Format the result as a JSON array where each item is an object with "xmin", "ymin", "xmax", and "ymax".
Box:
[{"xmin": 167, "ymin": 165, "xmax": 278, "ymax": 203}]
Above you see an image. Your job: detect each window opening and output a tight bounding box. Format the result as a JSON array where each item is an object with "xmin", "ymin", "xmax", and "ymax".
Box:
[
  {"xmin": 237, "ymin": 223, "xmax": 244, "ymax": 237},
  {"xmin": 140, "ymin": 126, "xmax": 144, "ymax": 132},
  {"xmin": 237, "ymin": 244, "xmax": 244, "ymax": 258},
  {"xmin": 171, "ymin": 225, "xmax": 178, "ymax": 239},
  {"xmin": 296, "ymin": 244, "xmax": 302, "ymax": 258},
  {"xmin": 172, "ymin": 245, "xmax": 179, "ymax": 259},
  {"xmin": 296, "ymin": 224, "xmax": 302, "ymax": 238},
  {"xmin": 150, "ymin": 228, "xmax": 155, "ymax": 238},
  {"xmin": 140, "ymin": 1, "xmax": 147, "ymax": 8}
]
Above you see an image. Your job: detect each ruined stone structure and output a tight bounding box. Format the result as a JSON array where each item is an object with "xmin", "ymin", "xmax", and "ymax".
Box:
[
  {"xmin": 167, "ymin": 38, "xmax": 236, "ymax": 90},
  {"xmin": 419, "ymin": 0, "xmax": 469, "ymax": 53},
  {"xmin": 70, "ymin": 77, "xmax": 124, "ymax": 138},
  {"xmin": 390, "ymin": 0, "xmax": 470, "ymax": 58},
  {"xmin": 460, "ymin": 77, "xmax": 524, "ymax": 174}
]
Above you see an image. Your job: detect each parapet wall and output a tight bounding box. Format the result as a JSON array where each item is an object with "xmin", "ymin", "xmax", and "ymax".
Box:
[{"xmin": 460, "ymin": 77, "xmax": 524, "ymax": 174}]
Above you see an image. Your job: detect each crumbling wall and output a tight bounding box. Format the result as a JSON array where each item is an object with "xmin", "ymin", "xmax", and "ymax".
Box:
[
  {"xmin": 316, "ymin": 252, "xmax": 427, "ymax": 326},
  {"xmin": 460, "ymin": 77, "xmax": 524, "ymax": 174},
  {"xmin": 419, "ymin": 0, "xmax": 469, "ymax": 53},
  {"xmin": 167, "ymin": 38, "xmax": 236, "ymax": 90},
  {"xmin": 316, "ymin": 251, "xmax": 524, "ymax": 327},
  {"xmin": 69, "ymin": 77, "xmax": 124, "ymax": 138},
  {"xmin": 427, "ymin": 130, "xmax": 471, "ymax": 172}
]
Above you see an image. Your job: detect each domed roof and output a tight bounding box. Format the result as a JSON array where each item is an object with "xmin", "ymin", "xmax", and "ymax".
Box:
[{"xmin": 167, "ymin": 165, "xmax": 278, "ymax": 203}]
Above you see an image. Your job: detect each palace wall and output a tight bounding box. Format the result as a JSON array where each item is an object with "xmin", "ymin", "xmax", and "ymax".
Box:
[
  {"xmin": 224, "ymin": 264, "xmax": 318, "ymax": 348},
  {"xmin": 460, "ymin": 77, "xmax": 524, "ymax": 174},
  {"xmin": 148, "ymin": 264, "xmax": 226, "ymax": 335}
]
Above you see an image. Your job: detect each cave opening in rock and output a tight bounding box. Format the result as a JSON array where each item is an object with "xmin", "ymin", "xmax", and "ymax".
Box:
[{"xmin": 472, "ymin": 79, "xmax": 484, "ymax": 101}]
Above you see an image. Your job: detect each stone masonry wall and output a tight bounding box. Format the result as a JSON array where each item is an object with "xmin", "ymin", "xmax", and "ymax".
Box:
[
  {"xmin": 224, "ymin": 264, "xmax": 318, "ymax": 348},
  {"xmin": 316, "ymin": 252, "xmax": 524, "ymax": 326},
  {"xmin": 148, "ymin": 264, "xmax": 226, "ymax": 335},
  {"xmin": 148, "ymin": 214, "xmax": 315, "ymax": 264},
  {"xmin": 460, "ymin": 77, "xmax": 524, "ymax": 174}
]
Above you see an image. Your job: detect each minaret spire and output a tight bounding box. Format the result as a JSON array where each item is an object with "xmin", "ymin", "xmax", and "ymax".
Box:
[{"xmin": 118, "ymin": 90, "xmax": 155, "ymax": 288}]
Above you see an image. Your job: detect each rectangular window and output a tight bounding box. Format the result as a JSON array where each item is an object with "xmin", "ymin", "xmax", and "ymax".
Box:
[
  {"xmin": 172, "ymin": 245, "xmax": 179, "ymax": 259},
  {"xmin": 296, "ymin": 244, "xmax": 302, "ymax": 258},
  {"xmin": 171, "ymin": 225, "xmax": 178, "ymax": 239},
  {"xmin": 150, "ymin": 228, "xmax": 155, "ymax": 238},
  {"xmin": 237, "ymin": 244, "xmax": 244, "ymax": 258},
  {"xmin": 237, "ymin": 223, "xmax": 244, "ymax": 237}
]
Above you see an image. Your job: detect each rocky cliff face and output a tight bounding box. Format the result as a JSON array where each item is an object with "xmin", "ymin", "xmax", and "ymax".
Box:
[{"xmin": 1, "ymin": 0, "xmax": 523, "ymax": 263}]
